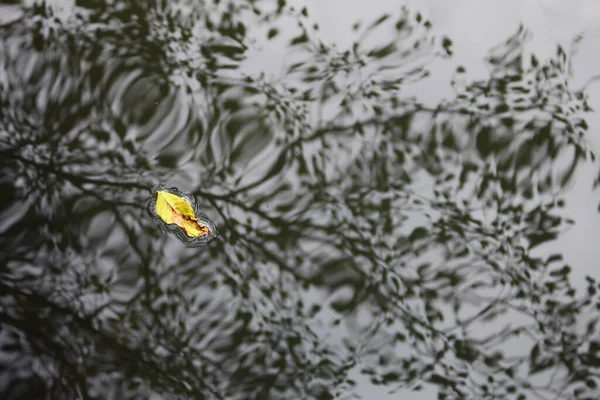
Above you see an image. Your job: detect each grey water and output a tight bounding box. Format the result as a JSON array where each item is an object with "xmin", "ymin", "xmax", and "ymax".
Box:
[{"xmin": 1, "ymin": 0, "xmax": 600, "ymax": 399}]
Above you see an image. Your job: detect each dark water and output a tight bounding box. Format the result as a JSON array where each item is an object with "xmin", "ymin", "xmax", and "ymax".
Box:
[{"xmin": 1, "ymin": 1, "xmax": 600, "ymax": 399}]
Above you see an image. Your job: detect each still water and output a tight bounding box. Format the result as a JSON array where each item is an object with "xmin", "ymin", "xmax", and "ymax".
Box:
[{"xmin": 1, "ymin": 0, "xmax": 600, "ymax": 399}]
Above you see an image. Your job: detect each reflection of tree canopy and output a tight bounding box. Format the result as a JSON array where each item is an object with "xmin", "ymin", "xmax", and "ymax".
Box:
[{"xmin": 1, "ymin": 1, "xmax": 599, "ymax": 399}]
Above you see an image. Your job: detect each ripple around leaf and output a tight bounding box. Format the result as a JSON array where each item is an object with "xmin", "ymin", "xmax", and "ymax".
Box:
[{"xmin": 147, "ymin": 185, "xmax": 218, "ymax": 247}]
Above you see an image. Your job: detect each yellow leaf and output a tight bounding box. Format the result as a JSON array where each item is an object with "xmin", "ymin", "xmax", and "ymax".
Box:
[{"xmin": 155, "ymin": 190, "xmax": 211, "ymax": 237}]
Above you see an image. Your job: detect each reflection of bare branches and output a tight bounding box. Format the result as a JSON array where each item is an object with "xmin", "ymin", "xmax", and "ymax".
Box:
[
  {"xmin": 0, "ymin": 282, "xmax": 224, "ymax": 399},
  {"xmin": 1, "ymin": 2, "xmax": 600, "ymax": 400}
]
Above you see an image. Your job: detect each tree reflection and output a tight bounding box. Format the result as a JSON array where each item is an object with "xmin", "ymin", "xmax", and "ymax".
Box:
[{"xmin": 1, "ymin": 1, "xmax": 599, "ymax": 399}]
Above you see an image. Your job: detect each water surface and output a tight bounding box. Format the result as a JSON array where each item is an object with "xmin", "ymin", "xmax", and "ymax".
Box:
[{"xmin": 1, "ymin": 1, "xmax": 600, "ymax": 399}]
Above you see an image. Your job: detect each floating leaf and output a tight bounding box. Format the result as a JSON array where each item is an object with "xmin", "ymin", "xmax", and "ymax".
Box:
[
  {"xmin": 155, "ymin": 191, "xmax": 209, "ymax": 237},
  {"xmin": 147, "ymin": 185, "xmax": 218, "ymax": 246}
]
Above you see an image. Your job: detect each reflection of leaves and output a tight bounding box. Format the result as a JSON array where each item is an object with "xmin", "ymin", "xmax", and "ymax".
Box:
[
  {"xmin": 1, "ymin": 2, "xmax": 600, "ymax": 400},
  {"xmin": 529, "ymin": 343, "xmax": 556, "ymax": 375}
]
